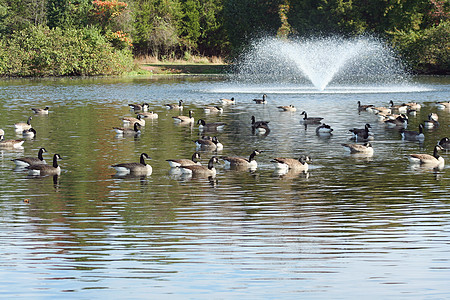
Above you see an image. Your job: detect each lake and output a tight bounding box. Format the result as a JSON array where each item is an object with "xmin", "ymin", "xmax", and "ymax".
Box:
[{"xmin": 0, "ymin": 75, "xmax": 449, "ymax": 299}]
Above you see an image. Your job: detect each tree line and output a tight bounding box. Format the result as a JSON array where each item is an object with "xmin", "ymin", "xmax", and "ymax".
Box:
[{"xmin": 0, "ymin": 0, "xmax": 448, "ymax": 76}]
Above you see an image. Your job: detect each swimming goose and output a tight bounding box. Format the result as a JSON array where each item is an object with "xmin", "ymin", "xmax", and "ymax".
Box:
[
  {"xmin": 194, "ymin": 136, "xmax": 223, "ymax": 151},
  {"xmin": 14, "ymin": 116, "xmax": 32, "ymax": 131},
  {"xmin": 316, "ymin": 123, "xmax": 333, "ymax": 135},
  {"xmin": 357, "ymin": 101, "xmax": 373, "ymax": 111},
  {"xmin": 112, "ymin": 153, "xmax": 152, "ymax": 175},
  {"xmin": 407, "ymin": 145, "xmax": 444, "ymax": 167},
  {"xmin": 389, "ymin": 100, "xmax": 408, "ymax": 113},
  {"xmin": 166, "ymin": 100, "xmax": 184, "ymax": 110},
  {"xmin": 0, "ymin": 135, "xmax": 24, "ymax": 148},
  {"xmin": 404, "ymin": 102, "xmax": 421, "ymax": 110},
  {"xmin": 251, "ymin": 116, "xmax": 270, "ymax": 133},
  {"xmin": 113, "ymin": 122, "xmax": 141, "ymax": 135},
  {"xmin": 221, "ymin": 149, "xmax": 261, "ymax": 170},
  {"xmin": 27, "ymin": 153, "xmax": 62, "ymax": 175},
  {"xmin": 129, "ymin": 102, "xmax": 149, "ymax": 111},
  {"xmin": 438, "ymin": 137, "xmax": 450, "ymax": 150},
  {"xmin": 180, "ymin": 156, "xmax": 219, "ymax": 177},
  {"xmin": 203, "ymin": 106, "xmax": 223, "ymax": 114},
  {"xmin": 271, "ymin": 155, "xmax": 311, "ymax": 171},
  {"xmin": 173, "ymin": 110, "xmax": 194, "ymax": 123},
  {"xmin": 197, "ymin": 119, "xmax": 226, "ymax": 131},
  {"xmin": 12, "ymin": 147, "xmax": 47, "ymax": 167},
  {"xmin": 349, "ymin": 124, "xmax": 374, "ymax": 141},
  {"xmin": 300, "ymin": 111, "xmax": 323, "ymax": 124},
  {"xmin": 342, "ymin": 142, "xmax": 374, "ymax": 155},
  {"xmin": 22, "ymin": 128, "xmax": 36, "ymax": 139},
  {"xmin": 253, "ymin": 94, "xmax": 267, "ymax": 104},
  {"xmin": 277, "ymin": 105, "xmax": 297, "ymax": 112},
  {"xmin": 370, "ymin": 106, "xmax": 391, "ymax": 115},
  {"xmin": 121, "ymin": 114, "xmax": 145, "ymax": 126},
  {"xmin": 166, "ymin": 152, "xmax": 201, "ymax": 168},
  {"xmin": 137, "ymin": 111, "xmax": 158, "ymax": 119},
  {"xmin": 436, "ymin": 101, "xmax": 450, "ymax": 110},
  {"xmin": 31, "ymin": 107, "xmax": 49, "ymax": 114},
  {"xmin": 424, "ymin": 113, "xmax": 439, "ymax": 129},
  {"xmin": 221, "ymin": 97, "xmax": 235, "ymax": 105},
  {"xmin": 401, "ymin": 124, "xmax": 425, "ymax": 141},
  {"xmin": 384, "ymin": 114, "xmax": 408, "ymax": 128}
]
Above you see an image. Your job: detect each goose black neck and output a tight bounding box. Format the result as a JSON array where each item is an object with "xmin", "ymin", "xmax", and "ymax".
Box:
[
  {"xmin": 248, "ymin": 152, "xmax": 257, "ymax": 162},
  {"xmin": 52, "ymin": 155, "xmax": 59, "ymax": 168},
  {"xmin": 140, "ymin": 153, "xmax": 148, "ymax": 165},
  {"xmin": 38, "ymin": 148, "xmax": 46, "ymax": 160},
  {"xmin": 208, "ymin": 157, "xmax": 215, "ymax": 170},
  {"xmin": 433, "ymin": 146, "xmax": 441, "ymax": 159}
]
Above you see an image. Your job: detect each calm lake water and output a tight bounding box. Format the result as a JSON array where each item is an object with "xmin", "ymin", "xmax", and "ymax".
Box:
[{"xmin": 0, "ymin": 75, "xmax": 449, "ymax": 299}]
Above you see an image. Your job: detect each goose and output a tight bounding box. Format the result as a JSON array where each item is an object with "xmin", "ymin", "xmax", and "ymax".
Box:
[
  {"xmin": 14, "ymin": 116, "xmax": 32, "ymax": 131},
  {"xmin": 253, "ymin": 94, "xmax": 267, "ymax": 104},
  {"xmin": 349, "ymin": 124, "xmax": 374, "ymax": 141},
  {"xmin": 197, "ymin": 119, "xmax": 226, "ymax": 131},
  {"xmin": 220, "ymin": 97, "xmax": 235, "ymax": 105},
  {"xmin": 180, "ymin": 156, "xmax": 219, "ymax": 177},
  {"xmin": 0, "ymin": 135, "xmax": 24, "ymax": 148},
  {"xmin": 173, "ymin": 110, "xmax": 194, "ymax": 123},
  {"xmin": 438, "ymin": 137, "xmax": 450, "ymax": 150},
  {"xmin": 342, "ymin": 142, "xmax": 374, "ymax": 155},
  {"xmin": 389, "ymin": 100, "xmax": 408, "ymax": 113},
  {"xmin": 203, "ymin": 106, "xmax": 223, "ymax": 114},
  {"xmin": 129, "ymin": 102, "xmax": 149, "ymax": 111},
  {"xmin": 22, "ymin": 128, "xmax": 36, "ymax": 138},
  {"xmin": 194, "ymin": 136, "xmax": 223, "ymax": 151},
  {"xmin": 407, "ymin": 145, "xmax": 444, "ymax": 167},
  {"xmin": 316, "ymin": 123, "xmax": 333, "ymax": 135},
  {"xmin": 113, "ymin": 122, "xmax": 141, "ymax": 135},
  {"xmin": 166, "ymin": 152, "xmax": 201, "ymax": 168},
  {"xmin": 403, "ymin": 102, "xmax": 421, "ymax": 110},
  {"xmin": 111, "ymin": 153, "xmax": 152, "ymax": 175},
  {"xmin": 400, "ymin": 124, "xmax": 425, "ymax": 141},
  {"xmin": 271, "ymin": 155, "xmax": 311, "ymax": 171},
  {"xmin": 424, "ymin": 113, "xmax": 439, "ymax": 129},
  {"xmin": 251, "ymin": 115, "xmax": 269, "ymax": 128},
  {"xmin": 357, "ymin": 101, "xmax": 373, "ymax": 111},
  {"xmin": 166, "ymin": 100, "xmax": 183, "ymax": 110},
  {"xmin": 27, "ymin": 153, "xmax": 62, "ymax": 175},
  {"xmin": 121, "ymin": 114, "xmax": 145, "ymax": 126},
  {"xmin": 300, "ymin": 111, "xmax": 323, "ymax": 124},
  {"xmin": 277, "ymin": 105, "xmax": 297, "ymax": 112},
  {"xmin": 370, "ymin": 106, "xmax": 391, "ymax": 115},
  {"xmin": 252, "ymin": 123, "xmax": 270, "ymax": 135},
  {"xmin": 436, "ymin": 101, "xmax": 449, "ymax": 110},
  {"xmin": 221, "ymin": 149, "xmax": 261, "ymax": 170},
  {"xmin": 384, "ymin": 114, "xmax": 408, "ymax": 128},
  {"xmin": 31, "ymin": 107, "xmax": 49, "ymax": 114},
  {"xmin": 136, "ymin": 111, "xmax": 158, "ymax": 119},
  {"xmin": 12, "ymin": 147, "xmax": 47, "ymax": 167}
]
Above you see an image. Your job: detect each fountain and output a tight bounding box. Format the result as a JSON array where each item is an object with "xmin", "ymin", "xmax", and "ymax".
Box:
[{"xmin": 231, "ymin": 36, "xmax": 415, "ymax": 92}]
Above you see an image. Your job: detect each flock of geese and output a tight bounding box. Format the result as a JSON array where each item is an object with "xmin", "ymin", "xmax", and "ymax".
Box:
[{"xmin": 1, "ymin": 96, "xmax": 449, "ymax": 180}]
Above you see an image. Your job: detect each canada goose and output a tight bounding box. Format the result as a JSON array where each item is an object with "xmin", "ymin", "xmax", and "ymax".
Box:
[
  {"xmin": 173, "ymin": 110, "xmax": 194, "ymax": 123},
  {"xmin": 22, "ymin": 127, "xmax": 36, "ymax": 138},
  {"xmin": 316, "ymin": 123, "xmax": 333, "ymax": 135},
  {"xmin": 197, "ymin": 119, "xmax": 226, "ymax": 131},
  {"xmin": 436, "ymin": 101, "xmax": 450, "ymax": 110},
  {"xmin": 220, "ymin": 97, "xmax": 235, "ymax": 105},
  {"xmin": 121, "ymin": 114, "xmax": 145, "ymax": 126},
  {"xmin": 371, "ymin": 106, "xmax": 391, "ymax": 115},
  {"xmin": 424, "ymin": 113, "xmax": 439, "ymax": 129},
  {"xmin": 111, "ymin": 153, "xmax": 152, "ymax": 175},
  {"xmin": 0, "ymin": 135, "xmax": 24, "ymax": 148},
  {"xmin": 203, "ymin": 106, "xmax": 223, "ymax": 113},
  {"xmin": 194, "ymin": 136, "xmax": 223, "ymax": 151},
  {"xmin": 357, "ymin": 101, "xmax": 373, "ymax": 111},
  {"xmin": 166, "ymin": 100, "xmax": 184, "ymax": 110},
  {"xmin": 31, "ymin": 107, "xmax": 49, "ymax": 114},
  {"xmin": 384, "ymin": 114, "xmax": 408, "ymax": 128},
  {"xmin": 14, "ymin": 116, "xmax": 32, "ymax": 131},
  {"xmin": 404, "ymin": 102, "xmax": 421, "ymax": 110},
  {"xmin": 389, "ymin": 100, "xmax": 408, "ymax": 113},
  {"xmin": 221, "ymin": 149, "xmax": 261, "ymax": 170},
  {"xmin": 349, "ymin": 124, "xmax": 374, "ymax": 141},
  {"xmin": 180, "ymin": 156, "xmax": 219, "ymax": 177},
  {"xmin": 277, "ymin": 105, "xmax": 296, "ymax": 112},
  {"xmin": 271, "ymin": 155, "xmax": 311, "ymax": 171},
  {"xmin": 113, "ymin": 122, "xmax": 141, "ymax": 135},
  {"xmin": 253, "ymin": 94, "xmax": 267, "ymax": 104},
  {"xmin": 407, "ymin": 145, "xmax": 444, "ymax": 167},
  {"xmin": 438, "ymin": 137, "xmax": 450, "ymax": 150},
  {"xmin": 136, "ymin": 111, "xmax": 158, "ymax": 119},
  {"xmin": 27, "ymin": 153, "xmax": 62, "ymax": 175},
  {"xmin": 166, "ymin": 152, "xmax": 201, "ymax": 168},
  {"xmin": 342, "ymin": 142, "xmax": 374, "ymax": 155},
  {"xmin": 300, "ymin": 111, "xmax": 323, "ymax": 124},
  {"xmin": 12, "ymin": 147, "xmax": 47, "ymax": 167},
  {"xmin": 129, "ymin": 102, "xmax": 149, "ymax": 111},
  {"xmin": 401, "ymin": 124, "xmax": 425, "ymax": 141},
  {"xmin": 250, "ymin": 116, "xmax": 270, "ymax": 133}
]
